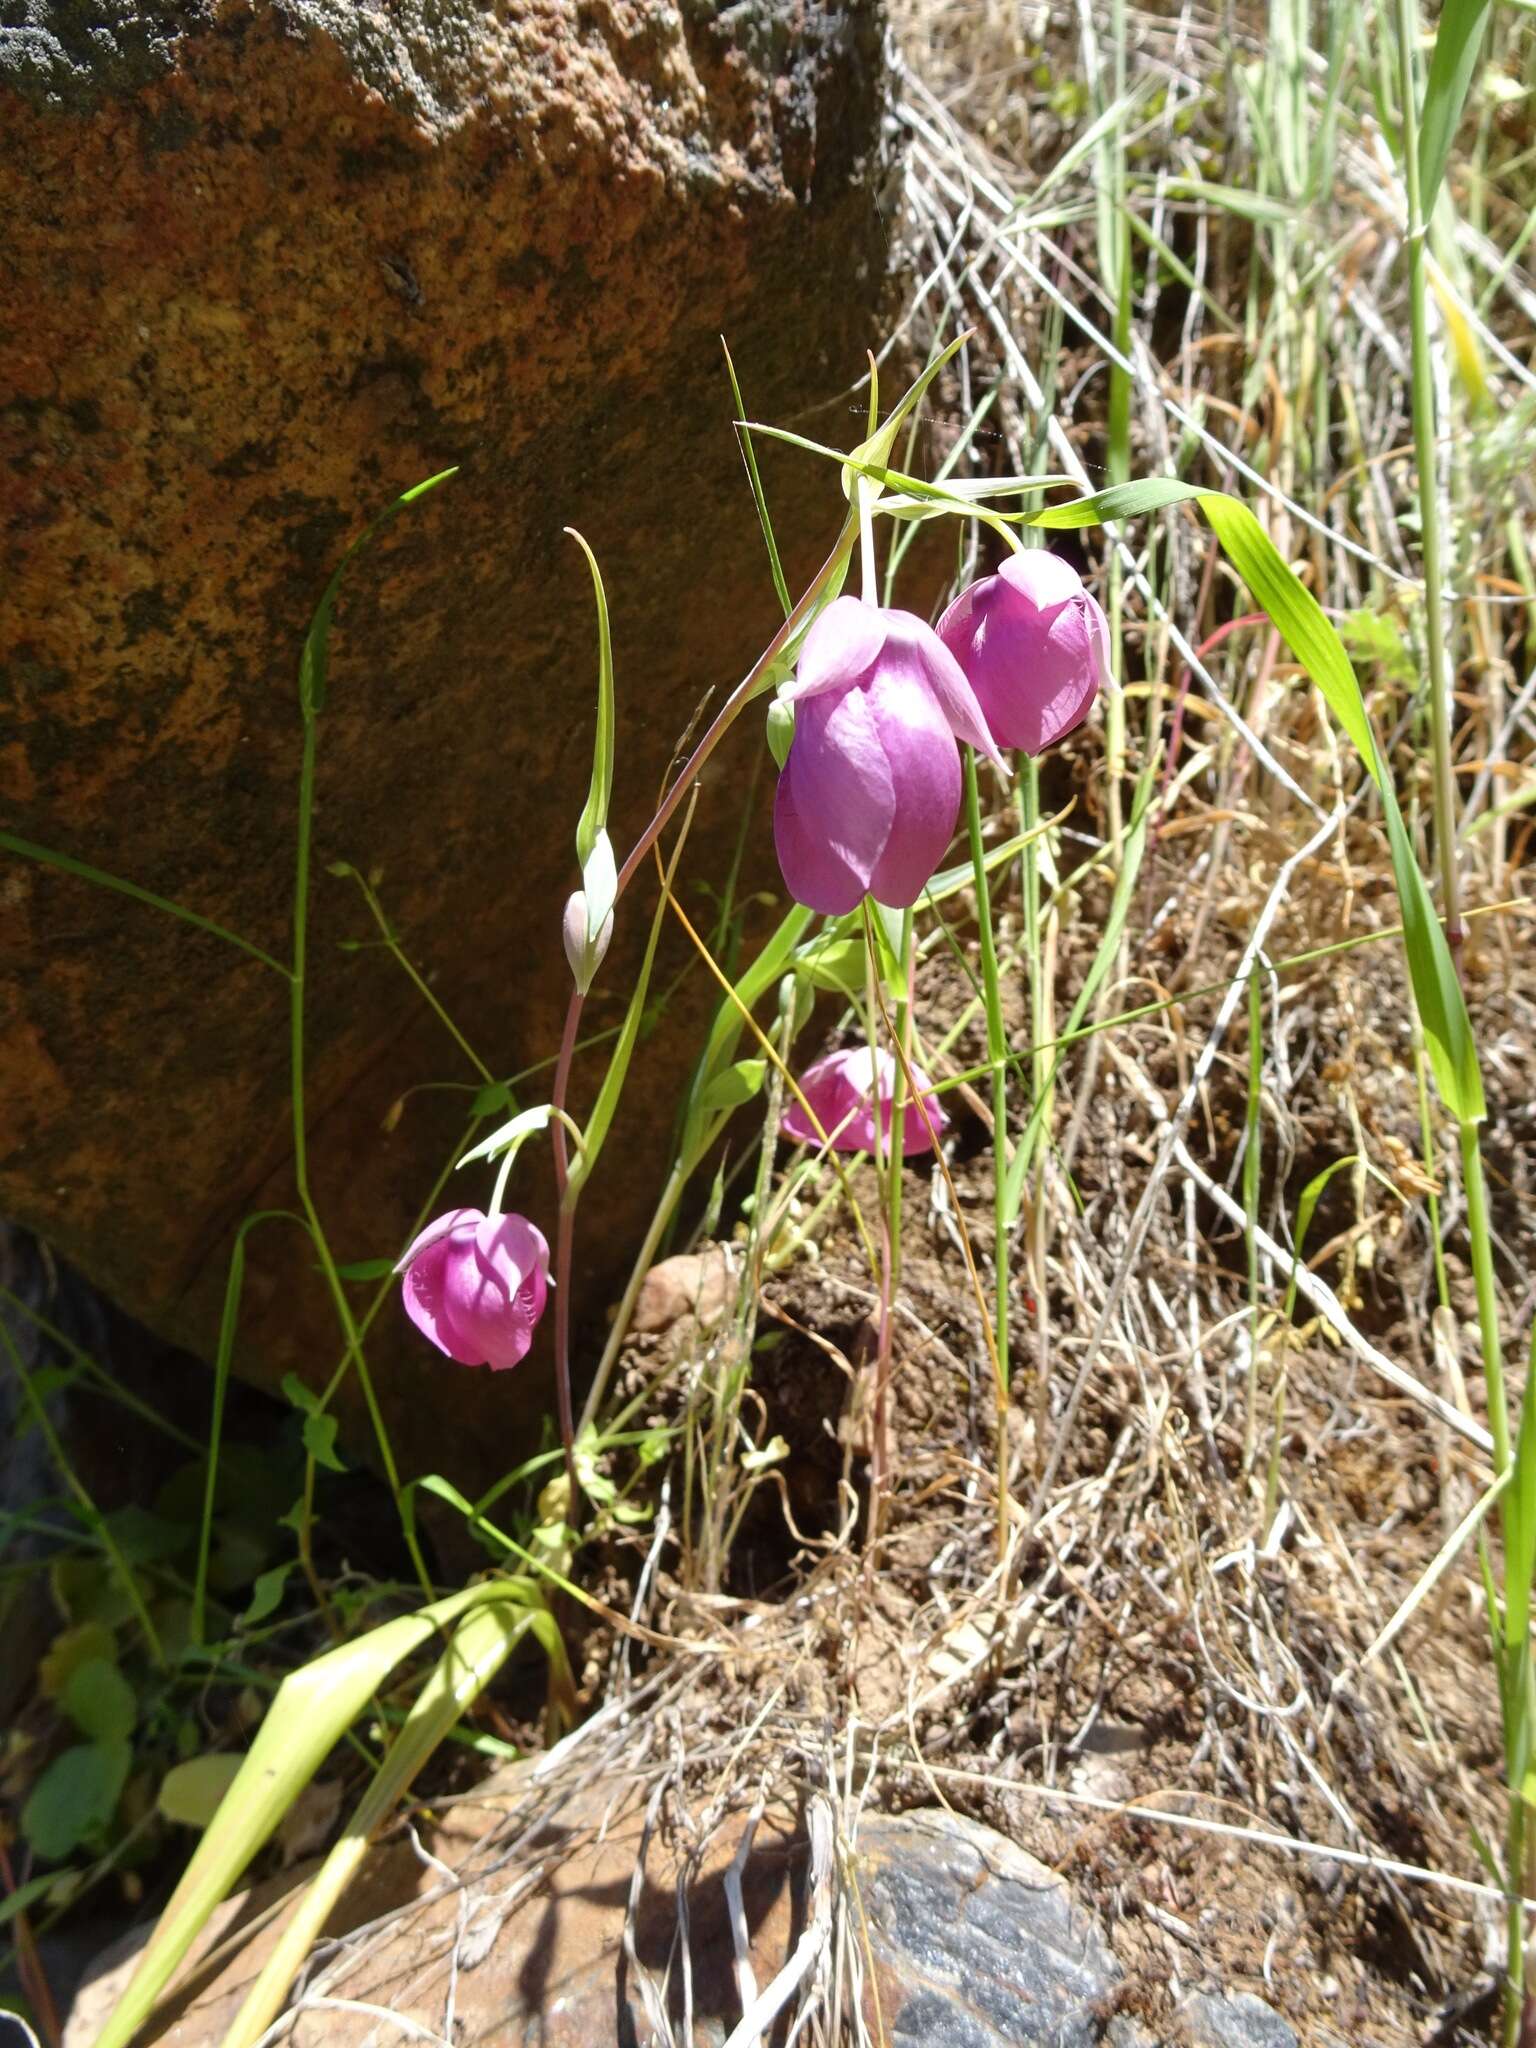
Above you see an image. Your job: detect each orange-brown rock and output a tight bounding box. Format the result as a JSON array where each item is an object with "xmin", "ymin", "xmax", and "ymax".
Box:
[{"xmin": 0, "ymin": 0, "xmax": 892, "ymax": 1488}]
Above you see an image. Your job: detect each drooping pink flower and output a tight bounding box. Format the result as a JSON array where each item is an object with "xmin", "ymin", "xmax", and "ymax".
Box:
[
  {"xmin": 772, "ymin": 596, "xmax": 1004, "ymax": 915},
  {"xmin": 779, "ymin": 1048, "xmax": 949, "ymax": 1157},
  {"xmin": 937, "ymin": 551, "xmax": 1111, "ymax": 755},
  {"xmin": 397, "ymin": 1208, "xmax": 550, "ymax": 1371}
]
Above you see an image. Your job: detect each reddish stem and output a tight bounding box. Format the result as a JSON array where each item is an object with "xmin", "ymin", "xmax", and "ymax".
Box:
[{"xmin": 546, "ymin": 520, "xmax": 854, "ymax": 1508}]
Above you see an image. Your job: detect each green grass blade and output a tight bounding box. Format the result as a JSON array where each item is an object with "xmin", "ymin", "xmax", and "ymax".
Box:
[
  {"xmin": 1418, "ymin": 0, "xmax": 1495, "ymax": 215},
  {"xmin": 1196, "ymin": 490, "xmax": 1484, "ymax": 1121},
  {"xmin": 216, "ymin": 1598, "xmax": 539, "ymax": 2048},
  {"xmin": 0, "ymin": 832, "xmax": 288, "ymax": 979},
  {"xmin": 89, "ymin": 1578, "xmax": 532, "ymax": 2048},
  {"xmin": 299, "ymin": 467, "xmax": 456, "ymax": 719},
  {"xmin": 722, "ymin": 339, "xmax": 791, "ymax": 618}
]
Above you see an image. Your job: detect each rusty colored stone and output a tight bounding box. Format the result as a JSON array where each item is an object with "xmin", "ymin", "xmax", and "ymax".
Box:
[{"xmin": 0, "ymin": 0, "xmax": 893, "ymax": 1486}]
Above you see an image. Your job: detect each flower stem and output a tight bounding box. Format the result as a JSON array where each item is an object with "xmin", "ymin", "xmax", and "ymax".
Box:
[
  {"xmin": 549, "ymin": 517, "xmax": 859, "ymax": 1513},
  {"xmin": 1395, "ymin": 0, "xmax": 1462, "ymax": 942},
  {"xmin": 291, "ymin": 712, "xmax": 434, "ymax": 1601},
  {"xmin": 963, "ymin": 751, "xmax": 1012, "ymax": 1548}
]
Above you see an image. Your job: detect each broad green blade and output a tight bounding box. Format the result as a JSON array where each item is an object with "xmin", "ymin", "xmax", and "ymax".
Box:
[
  {"xmin": 91, "ymin": 1578, "xmax": 536, "ymax": 2048},
  {"xmin": 1418, "ymin": 0, "xmax": 1495, "ymax": 216},
  {"xmin": 216, "ymin": 1599, "xmax": 537, "ymax": 2048}
]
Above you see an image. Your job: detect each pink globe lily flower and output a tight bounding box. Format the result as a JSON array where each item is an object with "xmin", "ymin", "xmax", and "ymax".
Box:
[
  {"xmin": 937, "ymin": 551, "xmax": 1112, "ymax": 755},
  {"xmin": 773, "ymin": 596, "xmax": 1005, "ymax": 915},
  {"xmin": 397, "ymin": 1208, "xmax": 550, "ymax": 1371},
  {"xmin": 780, "ymin": 1047, "xmax": 949, "ymax": 1157}
]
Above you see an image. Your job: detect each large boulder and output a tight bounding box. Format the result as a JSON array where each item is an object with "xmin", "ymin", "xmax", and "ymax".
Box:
[{"xmin": 0, "ymin": 0, "xmax": 892, "ymax": 1489}]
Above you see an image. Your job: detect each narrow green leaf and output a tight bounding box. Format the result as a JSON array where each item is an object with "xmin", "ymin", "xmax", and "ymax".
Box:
[
  {"xmin": 1028, "ymin": 476, "xmax": 1199, "ymax": 528},
  {"xmin": 333, "ymin": 1257, "xmax": 396, "ymax": 1283},
  {"xmin": 1419, "ymin": 0, "xmax": 1495, "ymax": 215},
  {"xmin": 722, "ymin": 338, "xmax": 791, "ymax": 618},
  {"xmin": 0, "ymin": 1872, "xmax": 72, "ymax": 1933},
  {"xmin": 0, "ymin": 832, "xmax": 288, "ymax": 978},
  {"xmin": 217, "ymin": 1600, "xmax": 543, "ymax": 2048},
  {"xmin": 92, "ymin": 1578, "xmax": 541, "ymax": 2048},
  {"xmin": 1197, "ymin": 491, "xmax": 1484, "ymax": 1121},
  {"xmin": 300, "ymin": 467, "xmax": 456, "ymax": 719},
  {"xmin": 567, "ymin": 528, "xmax": 616, "ymax": 871}
]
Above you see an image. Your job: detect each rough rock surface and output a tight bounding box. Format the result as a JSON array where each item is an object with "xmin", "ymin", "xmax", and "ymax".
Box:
[
  {"xmin": 66, "ymin": 1797, "xmax": 1231, "ymax": 2047},
  {"xmin": 858, "ymin": 1809, "xmax": 1125, "ymax": 2045},
  {"xmin": 1180, "ymin": 1988, "xmax": 1300, "ymax": 2047},
  {"xmin": 0, "ymin": 0, "xmax": 892, "ymax": 1482}
]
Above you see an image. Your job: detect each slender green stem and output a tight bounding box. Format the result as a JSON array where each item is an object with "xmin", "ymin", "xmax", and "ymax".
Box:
[
  {"xmin": 291, "ymin": 714, "xmax": 433, "ymax": 1601},
  {"xmin": 338, "ymin": 867, "xmax": 495, "ymax": 1084},
  {"xmin": 1462, "ymin": 1114, "xmax": 1526, "ymax": 2041},
  {"xmin": 1395, "ymin": 0, "xmax": 1463, "ymax": 939},
  {"xmin": 1461, "ymin": 1121, "xmax": 1511, "ymax": 1477},
  {"xmin": 963, "ymin": 751, "xmax": 1010, "ymax": 1398},
  {"xmin": 1242, "ymin": 965, "xmax": 1264, "ymax": 1471}
]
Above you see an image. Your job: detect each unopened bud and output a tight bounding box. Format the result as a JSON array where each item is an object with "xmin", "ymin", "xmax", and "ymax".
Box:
[
  {"xmin": 766, "ymin": 697, "xmax": 795, "ymax": 769},
  {"xmin": 563, "ymin": 889, "xmax": 614, "ymax": 995}
]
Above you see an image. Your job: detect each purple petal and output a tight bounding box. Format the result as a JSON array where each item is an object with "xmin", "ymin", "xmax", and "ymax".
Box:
[
  {"xmin": 773, "ymin": 685, "xmax": 895, "ymax": 914},
  {"xmin": 395, "ymin": 1206, "xmax": 480, "ymax": 1275},
  {"xmin": 863, "ymin": 666, "xmax": 962, "ymax": 908},
  {"xmin": 881, "ymin": 610, "xmax": 1006, "ymax": 769},
  {"xmin": 402, "ymin": 1237, "xmax": 484, "ymax": 1365},
  {"xmin": 1024, "ymin": 600, "xmax": 1103, "ymax": 753},
  {"xmin": 938, "ymin": 564, "xmax": 1106, "ymax": 755},
  {"xmin": 780, "ymin": 1047, "xmax": 951, "ymax": 1157},
  {"xmin": 995, "ymin": 550, "xmax": 1087, "ymax": 611},
  {"xmin": 783, "ymin": 595, "xmax": 886, "ymax": 704}
]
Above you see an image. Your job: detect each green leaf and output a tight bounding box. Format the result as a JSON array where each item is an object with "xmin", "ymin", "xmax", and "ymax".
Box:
[
  {"xmin": 696, "ymin": 1059, "xmax": 767, "ymax": 1112},
  {"xmin": 158, "ymin": 1755, "xmax": 247, "ymax": 1830},
  {"xmin": 1419, "ymin": 0, "xmax": 1495, "ymax": 216},
  {"xmin": 722, "ymin": 337, "xmax": 792, "ymax": 618},
  {"xmin": 1197, "ymin": 490, "xmax": 1484, "ymax": 1122},
  {"xmin": 22, "ymin": 1740, "xmax": 131, "ymax": 1860},
  {"xmin": 0, "ymin": 832, "xmax": 288, "ymax": 978},
  {"xmin": 280, "ymin": 1371, "xmax": 321, "ymax": 1417},
  {"xmin": 299, "ymin": 468, "xmax": 456, "ymax": 719},
  {"xmin": 0, "ymin": 1871, "xmax": 74, "ymax": 1933},
  {"xmin": 567, "ymin": 528, "xmax": 616, "ymax": 872},
  {"xmin": 1028, "ymin": 476, "xmax": 1198, "ymax": 528},
  {"xmin": 49, "ymin": 1560, "xmax": 136, "ymax": 1632},
  {"xmin": 301, "ymin": 1413, "xmax": 346, "ymax": 1474},
  {"xmin": 60, "ymin": 1659, "xmax": 136, "ymax": 1745},
  {"xmin": 214, "ymin": 1599, "xmax": 558, "ymax": 2048},
  {"xmin": 241, "ymin": 1563, "xmax": 294, "ymax": 1627},
  {"xmin": 795, "ymin": 935, "xmax": 865, "ymax": 996},
  {"xmin": 92, "ymin": 1579, "xmax": 558, "ymax": 2048},
  {"xmin": 332, "ymin": 1257, "xmax": 396, "ymax": 1283},
  {"xmin": 38, "ymin": 1622, "xmax": 118, "ymax": 1696},
  {"xmin": 471, "ymin": 1079, "xmax": 512, "ymax": 1118}
]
